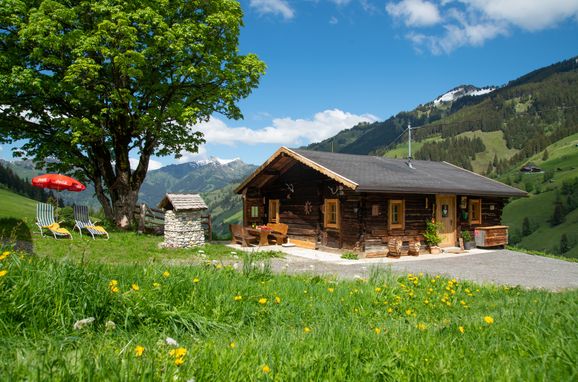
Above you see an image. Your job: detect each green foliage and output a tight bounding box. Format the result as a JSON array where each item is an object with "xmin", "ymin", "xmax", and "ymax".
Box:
[
  {"xmin": 415, "ymin": 136, "xmax": 486, "ymax": 170},
  {"xmin": 0, "ymin": 0, "xmax": 265, "ymax": 225},
  {"xmin": 460, "ymin": 230, "xmax": 472, "ymax": 242},
  {"xmin": 559, "ymin": 234, "xmax": 570, "ymax": 254},
  {"xmin": 1, "ymin": 251, "xmax": 577, "ymax": 380},
  {"xmin": 340, "ymin": 251, "xmax": 359, "ymax": 260},
  {"xmin": 423, "ymin": 220, "xmax": 442, "ymax": 247}
]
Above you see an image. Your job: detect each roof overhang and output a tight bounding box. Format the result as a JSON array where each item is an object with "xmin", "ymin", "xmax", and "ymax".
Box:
[{"xmin": 235, "ymin": 146, "xmax": 359, "ymax": 194}]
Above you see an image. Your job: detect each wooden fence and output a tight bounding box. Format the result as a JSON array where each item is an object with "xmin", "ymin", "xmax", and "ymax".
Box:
[{"xmin": 133, "ymin": 203, "xmax": 212, "ymax": 240}]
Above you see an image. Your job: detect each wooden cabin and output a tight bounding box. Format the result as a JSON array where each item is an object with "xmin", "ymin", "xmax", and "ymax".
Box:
[{"xmin": 235, "ymin": 147, "xmax": 526, "ymax": 255}]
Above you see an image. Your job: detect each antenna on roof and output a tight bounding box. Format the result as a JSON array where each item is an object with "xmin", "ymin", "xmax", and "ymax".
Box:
[{"xmin": 407, "ymin": 123, "xmax": 415, "ymax": 169}]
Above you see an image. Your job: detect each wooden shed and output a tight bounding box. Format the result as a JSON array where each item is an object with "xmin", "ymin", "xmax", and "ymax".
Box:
[
  {"xmin": 158, "ymin": 193, "xmax": 208, "ymax": 248},
  {"xmin": 235, "ymin": 147, "xmax": 526, "ymax": 256}
]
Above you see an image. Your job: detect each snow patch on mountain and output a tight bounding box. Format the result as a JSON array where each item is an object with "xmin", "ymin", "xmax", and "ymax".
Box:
[
  {"xmin": 197, "ymin": 156, "xmax": 240, "ymax": 166},
  {"xmin": 433, "ymin": 85, "xmax": 496, "ymax": 105}
]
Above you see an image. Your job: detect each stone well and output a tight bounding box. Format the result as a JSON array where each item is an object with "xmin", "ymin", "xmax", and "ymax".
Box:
[{"xmin": 158, "ymin": 193, "xmax": 208, "ymax": 248}]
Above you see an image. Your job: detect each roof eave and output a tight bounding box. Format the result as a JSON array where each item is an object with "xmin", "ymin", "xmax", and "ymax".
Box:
[{"xmin": 235, "ymin": 147, "xmax": 359, "ymax": 194}]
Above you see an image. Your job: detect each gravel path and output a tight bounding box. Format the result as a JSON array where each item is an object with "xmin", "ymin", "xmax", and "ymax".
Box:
[{"xmin": 232, "ymin": 245, "xmax": 578, "ymax": 291}]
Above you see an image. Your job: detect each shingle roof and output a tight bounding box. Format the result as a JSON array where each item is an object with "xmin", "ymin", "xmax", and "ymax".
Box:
[
  {"xmin": 236, "ymin": 147, "xmax": 526, "ymax": 197},
  {"xmin": 158, "ymin": 193, "xmax": 208, "ymax": 211},
  {"xmin": 292, "ymin": 149, "xmax": 526, "ymax": 197}
]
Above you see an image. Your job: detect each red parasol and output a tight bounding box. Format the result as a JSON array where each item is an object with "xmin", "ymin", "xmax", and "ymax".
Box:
[{"xmin": 32, "ymin": 174, "xmax": 86, "ymax": 192}]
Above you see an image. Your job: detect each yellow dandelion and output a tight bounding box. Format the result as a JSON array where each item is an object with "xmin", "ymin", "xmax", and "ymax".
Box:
[
  {"xmin": 430, "ymin": 279, "xmax": 436, "ymax": 284},
  {"xmin": 458, "ymin": 326, "xmax": 465, "ymax": 334},
  {"xmin": 216, "ymin": 264, "xmax": 223, "ymax": 269},
  {"xmin": 162, "ymin": 271, "xmax": 170, "ymax": 278},
  {"xmin": 262, "ymin": 364, "xmax": 271, "ymax": 373},
  {"xmin": 387, "ymin": 307, "xmax": 393, "ymax": 314},
  {"xmin": 131, "ymin": 283, "xmax": 140, "ymax": 291},
  {"xmin": 175, "ymin": 357, "xmax": 185, "ymax": 366},
  {"xmin": 258, "ymin": 297, "xmax": 267, "ymax": 305},
  {"xmin": 134, "ymin": 345, "xmax": 145, "ymax": 357},
  {"xmin": 153, "ymin": 282, "xmax": 161, "ymax": 288},
  {"xmin": 110, "ymin": 286, "xmax": 119, "ymax": 293},
  {"xmin": 229, "ymin": 341, "xmax": 236, "ymax": 349},
  {"xmin": 304, "ymin": 326, "xmax": 311, "ymax": 333},
  {"xmin": 234, "ymin": 295, "xmax": 242, "ymax": 301},
  {"xmin": 169, "ymin": 347, "xmax": 187, "ymax": 358},
  {"xmin": 375, "ymin": 287, "xmax": 382, "ymax": 293},
  {"xmin": 417, "ymin": 323, "xmax": 427, "ymax": 331},
  {"xmin": 193, "ymin": 277, "xmax": 200, "ymax": 283},
  {"xmin": 405, "ymin": 309, "xmax": 412, "ymax": 316},
  {"xmin": 424, "ymin": 299, "xmax": 429, "ymax": 305},
  {"xmin": 0, "ymin": 251, "xmax": 9, "ymax": 261},
  {"xmin": 274, "ymin": 296, "xmax": 281, "ymax": 304},
  {"xmin": 484, "ymin": 316, "xmax": 494, "ymax": 325},
  {"xmin": 109, "ymin": 279, "xmax": 118, "ymax": 287},
  {"xmin": 0, "ymin": 270, "xmax": 7, "ymax": 277},
  {"xmin": 374, "ymin": 327, "xmax": 381, "ymax": 334},
  {"xmin": 327, "ymin": 287, "xmax": 334, "ymax": 293}
]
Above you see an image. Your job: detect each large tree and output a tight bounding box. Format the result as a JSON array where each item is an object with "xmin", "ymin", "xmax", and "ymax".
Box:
[{"xmin": 0, "ymin": 0, "xmax": 265, "ymax": 226}]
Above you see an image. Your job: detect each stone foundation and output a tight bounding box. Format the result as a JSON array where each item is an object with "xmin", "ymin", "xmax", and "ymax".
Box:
[{"xmin": 160, "ymin": 210, "xmax": 205, "ymax": 248}]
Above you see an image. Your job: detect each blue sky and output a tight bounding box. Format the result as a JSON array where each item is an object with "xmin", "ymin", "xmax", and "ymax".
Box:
[{"xmin": 2, "ymin": 0, "xmax": 578, "ymax": 168}]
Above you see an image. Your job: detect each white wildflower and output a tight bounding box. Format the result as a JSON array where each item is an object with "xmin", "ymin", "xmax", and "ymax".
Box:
[
  {"xmin": 165, "ymin": 337, "xmax": 179, "ymax": 347},
  {"xmin": 105, "ymin": 320, "xmax": 116, "ymax": 331},
  {"xmin": 73, "ymin": 317, "xmax": 95, "ymax": 330}
]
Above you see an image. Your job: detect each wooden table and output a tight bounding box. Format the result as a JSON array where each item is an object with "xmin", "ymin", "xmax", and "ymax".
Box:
[{"xmin": 246, "ymin": 227, "xmax": 273, "ymax": 246}]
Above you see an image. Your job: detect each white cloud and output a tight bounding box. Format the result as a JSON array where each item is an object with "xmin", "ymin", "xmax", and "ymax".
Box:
[
  {"xmin": 129, "ymin": 157, "xmax": 163, "ymax": 171},
  {"xmin": 192, "ymin": 109, "xmax": 379, "ymax": 147},
  {"xmin": 175, "ymin": 145, "xmax": 208, "ymax": 164},
  {"xmin": 250, "ymin": 0, "xmax": 295, "ymax": 19},
  {"xmin": 329, "ymin": 16, "xmax": 339, "ymax": 24},
  {"xmin": 388, "ymin": 0, "xmax": 578, "ymax": 53},
  {"xmin": 463, "ymin": 0, "xmax": 578, "ymax": 31},
  {"xmin": 386, "ymin": 0, "xmax": 442, "ymax": 27}
]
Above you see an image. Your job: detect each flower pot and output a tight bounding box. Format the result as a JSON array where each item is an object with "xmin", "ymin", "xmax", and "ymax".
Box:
[
  {"xmin": 464, "ymin": 242, "xmax": 474, "ymax": 250},
  {"xmin": 429, "ymin": 246, "xmax": 441, "ymax": 254}
]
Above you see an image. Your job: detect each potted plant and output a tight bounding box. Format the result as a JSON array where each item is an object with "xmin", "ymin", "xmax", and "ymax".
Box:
[
  {"xmin": 461, "ymin": 230, "xmax": 474, "ymax": 250},
  {"xmin": 424, "ymin": 220, "xmax": 442, "ymax": 254}
]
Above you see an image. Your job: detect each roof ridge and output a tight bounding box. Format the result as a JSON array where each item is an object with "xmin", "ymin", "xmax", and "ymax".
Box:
[{"xmin": 441, "ymin": 161, "xmax": 527, "ymax": 196}]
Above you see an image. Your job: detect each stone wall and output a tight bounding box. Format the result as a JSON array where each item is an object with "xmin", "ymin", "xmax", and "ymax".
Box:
[{"xmin": 161, "ymin": 210, "xmax": 205, "ymax": 248}]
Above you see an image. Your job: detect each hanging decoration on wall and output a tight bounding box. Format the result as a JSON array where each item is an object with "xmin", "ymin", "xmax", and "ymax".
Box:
[
  {"xmin": 328, "ymin": 185, "xmax": 339, "ymax": 195},
  {"xmin": 285, "ymin": 182, "xmax": 295, "ymax": 199},
  {"xmin": 304, "ymin": 201, "xmax": 312, "ymax": 215}
]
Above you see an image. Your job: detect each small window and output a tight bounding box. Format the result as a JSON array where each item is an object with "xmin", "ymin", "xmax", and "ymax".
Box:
[
  {"xmin": 388, "ymin": 200, "xmax": 404, "ymax": 229},
  {"xmin": 324, "ymin": 199, "xmax": 340, "ymax": 229},
  {"xmin": 268, "ymin": 199, "xmax": 280, "ymax": 223},
  {"xmin": 469, "ymin": 199, "xmax": 482, "ymax": 225},
  {"xmin": 250, "ymin": 206, "xmax": 259, "ymax": 218},
  {"xmin": 371, "ymin": 204, "xmax": 380, "ymax": 217}
]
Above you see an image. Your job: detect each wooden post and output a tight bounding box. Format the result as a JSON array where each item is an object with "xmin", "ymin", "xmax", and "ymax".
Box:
[{"xmin": 138, "ymin": 203, "xmax": 146, "ymax": 234}]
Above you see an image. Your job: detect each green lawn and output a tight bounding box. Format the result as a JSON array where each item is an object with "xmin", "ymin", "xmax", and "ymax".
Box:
[{"xmin": 1, "ymin": 188, "xmax": 578, "ymax": 380}]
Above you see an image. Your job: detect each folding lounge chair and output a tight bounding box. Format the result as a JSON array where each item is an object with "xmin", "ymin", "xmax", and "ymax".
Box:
[
  {"xmin": 73, "ymin": 205, "xmax": 109, "ymax": 239},
  {"xmin": 36, "ymin": 202, "xmax": 73, "ymax": 239}
]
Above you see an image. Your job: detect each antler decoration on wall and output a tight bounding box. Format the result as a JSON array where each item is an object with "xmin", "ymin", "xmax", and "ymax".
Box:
[
  {"xmin": 328, "ymin": 185, "xmax": 339, "ymax": 195},
  {"xmin": 285, "ymin": 183, "xmax": 295, "ymax": 199}
]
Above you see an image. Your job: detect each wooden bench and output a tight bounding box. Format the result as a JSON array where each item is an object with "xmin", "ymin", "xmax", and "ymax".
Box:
[
  {"xmin": 266, "ymin": 223, "xmax": 288, "ymax": 245},
  {"xmin": 229, "ymin": 224, "xmax": 258, "ymax": 247}
]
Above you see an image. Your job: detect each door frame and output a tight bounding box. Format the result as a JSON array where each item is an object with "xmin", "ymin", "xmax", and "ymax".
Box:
[{"xmin": 435, "ymin": 194, "xmax": 457, "ymax": 247}]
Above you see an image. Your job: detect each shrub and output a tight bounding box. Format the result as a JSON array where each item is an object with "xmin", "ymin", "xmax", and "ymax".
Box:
[
  {"xmin": 341, "ymin": 251, "xmax": 358, "ymax": 260},
  {"xmin": 424, "ymin": 220, "xmax": 442, "ymax": 247}
]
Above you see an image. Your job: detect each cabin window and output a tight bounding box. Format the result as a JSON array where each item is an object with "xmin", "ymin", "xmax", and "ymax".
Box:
[
  {"xmin": 250, "ymin": 206, "xmax": 259, "ymax": 218},
  {"xmin": 388, "ymin": 200, "xmax": 404, "ymax": 230},
  {"xmin": 469, "ymin": 199, "xmax": 482, "ymax": 225},
  {"xmin": 371, "ymin": 204, "xmax": 380, "ymax": 217},
  {"xmin": 268, "ymin": 199, "xmax": 280, "ymax": 223},
  {"xmin": 324, "ymin": 199, "xmax": 340, "ymax": 229}
]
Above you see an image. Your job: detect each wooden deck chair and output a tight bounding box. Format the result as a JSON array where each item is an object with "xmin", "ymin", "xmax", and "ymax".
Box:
[
  {"xmin": 36, "ymin": 202, "xmax": 72, "ymax": 239},
  {"xmin": 73, "ymin": 205, "xmax": 109, "ymax": 239}
]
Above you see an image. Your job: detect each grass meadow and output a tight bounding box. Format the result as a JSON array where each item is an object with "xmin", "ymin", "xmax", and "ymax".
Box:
[
  {"xmin": 1, "ymin": 241, "xmax": 577, "ymax": 381},
  {"xmin": 1, "ymin": 190, "xmax": 577, "ymax": 380}
]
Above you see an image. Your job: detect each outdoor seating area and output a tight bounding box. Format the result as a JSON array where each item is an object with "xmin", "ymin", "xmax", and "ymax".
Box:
[
  {"xmin": 229, "ymin": 223, "xmax": 289, "ymax": 247},
  {"xmin": 36, "ymin": 202, "xmax": 108, "ymax": 240}
]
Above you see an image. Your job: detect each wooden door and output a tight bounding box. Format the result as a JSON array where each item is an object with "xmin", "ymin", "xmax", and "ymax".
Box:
[{"xmin": 436, "ymin": 195, "xmax": 456, "ymax": 247}]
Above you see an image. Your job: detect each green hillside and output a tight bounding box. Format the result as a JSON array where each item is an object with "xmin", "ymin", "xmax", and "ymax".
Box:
[
  {"xmin": 501, "ymin": 133, "xmax": 578, "ymax": 258},
  {"xmin": 0, "ymin": 187, "xmax": 37, "ymax": 221}
]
